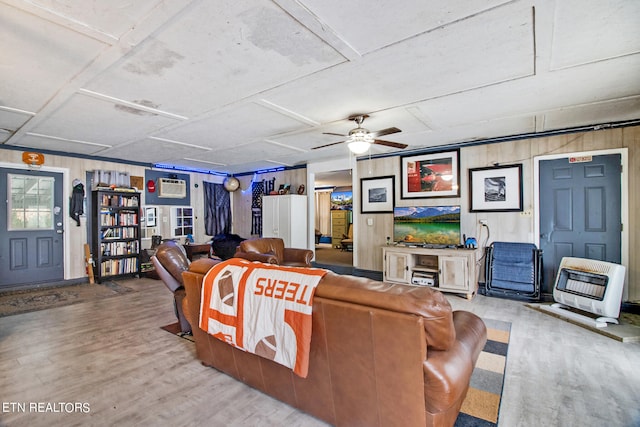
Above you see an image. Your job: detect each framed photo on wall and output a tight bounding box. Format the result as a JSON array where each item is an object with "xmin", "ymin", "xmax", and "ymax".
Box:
[
  {"xmin": 400, "ymin": 149, "xmax": 460, "ymax": 199},
  {"xmin": 361, "ymin": 175, "xmax": 395, "ymax": 213},
  {"xmin": 469, "ymin": 164, "xmax": 523, "ymax": 212}
]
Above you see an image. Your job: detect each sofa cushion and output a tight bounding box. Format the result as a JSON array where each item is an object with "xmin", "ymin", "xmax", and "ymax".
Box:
[{"xmin": 316, "ymin": 271, "xmax": 455, "ymax": 351}]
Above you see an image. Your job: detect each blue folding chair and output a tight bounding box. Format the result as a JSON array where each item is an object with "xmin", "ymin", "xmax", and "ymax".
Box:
[{"xmin": 484, "ymin": 241, "xmax": 543, "ymax": 300}]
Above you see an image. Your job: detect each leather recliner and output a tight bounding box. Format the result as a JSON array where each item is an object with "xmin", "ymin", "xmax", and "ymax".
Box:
[
  {"xmin": 234, "ymin": 237, "xmax": 313, "ymax": 267},
  {"xmin": 151, "ymin": 241, "xmax": 192, "ymax": 333}
]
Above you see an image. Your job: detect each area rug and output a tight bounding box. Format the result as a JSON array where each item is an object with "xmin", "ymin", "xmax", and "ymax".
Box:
[
  {"xmin": 0, "ymin": 281, "xmax": 134, "ymax": 317},
  {"xmin": 455, "ymin": 318, "xmax": 511, "ymax": 427},
  {"xmin": 162, "ymin": 317, "xmax": 510, "ymax": 426},
  {"xmin": 160, "ymin": 322, "xmax": 194, "ymax": 342}
]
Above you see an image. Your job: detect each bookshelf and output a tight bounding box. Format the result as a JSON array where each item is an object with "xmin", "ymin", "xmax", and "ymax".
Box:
[{"xmin": 92, "ymin": 189, "xmax": 141, "ymax": 283}]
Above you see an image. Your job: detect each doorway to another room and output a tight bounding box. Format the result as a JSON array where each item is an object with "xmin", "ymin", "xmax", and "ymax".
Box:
[{"xmin": 313, "ymin": 170, "xmax": 353, "ymax": 268}]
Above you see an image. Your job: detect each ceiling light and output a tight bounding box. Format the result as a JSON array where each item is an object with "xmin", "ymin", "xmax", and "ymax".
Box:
[
  {"xmin": 347, "ymin": 140, "xmax": 371, "ymax": 154},
  {"xmin": 347, "ymin": 129, "xmax": 373, "ymax": 154}
]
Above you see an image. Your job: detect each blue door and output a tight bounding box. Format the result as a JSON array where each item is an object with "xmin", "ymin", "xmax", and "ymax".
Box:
[
  {"xmin": 0, "ymin": 168, "xmax": 64, "ymax": 288},
  {"xmin": 538, "ymin": 154, "xmax": 622, "ymax": 293}
]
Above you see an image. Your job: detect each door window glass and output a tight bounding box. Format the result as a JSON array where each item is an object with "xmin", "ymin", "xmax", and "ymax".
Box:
[{"xmin": 8, "ymin": 174, "xmax": 54, "ymax": 230}]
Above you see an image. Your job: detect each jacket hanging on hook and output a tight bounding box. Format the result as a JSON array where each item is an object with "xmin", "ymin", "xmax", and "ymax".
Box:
[{"xmin": 70, "ymin": 179, "xmax": 84, "ymax": 226}]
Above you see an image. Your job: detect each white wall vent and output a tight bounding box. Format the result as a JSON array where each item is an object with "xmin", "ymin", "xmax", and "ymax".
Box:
[{"xmin": 158, "ymin": 178, "xmax": 187, "ymax": 198}]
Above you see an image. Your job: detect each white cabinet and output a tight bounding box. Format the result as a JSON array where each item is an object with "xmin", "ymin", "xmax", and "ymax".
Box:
[
  {"xmin": 262, "ymin": 195, "xmax": 307, "ymax": 248},
  {"xmin": 382, "ymin": 246, "xmax": 478, "ymax": 299}
]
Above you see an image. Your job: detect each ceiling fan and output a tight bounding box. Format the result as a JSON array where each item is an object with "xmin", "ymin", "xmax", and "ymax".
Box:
[{"xmin": 313, "ymin": 114, "xmax": 407, "ymax": 154}]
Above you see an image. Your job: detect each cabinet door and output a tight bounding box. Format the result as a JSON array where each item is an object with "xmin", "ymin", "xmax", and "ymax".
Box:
[
  {"xmin": 262, "ymin": 196, "xmax": 279, "ymax": 238},
  {"xmin": 439, "ymin": 256, "xmax": 468, "ymax": 290},
  {"xmin": 276, "ymin": 196, "xmax": 291, "ymax": 245},
  {"xmin": 385, "ymin": 252, "xmax": 411, "ymax": 283}
]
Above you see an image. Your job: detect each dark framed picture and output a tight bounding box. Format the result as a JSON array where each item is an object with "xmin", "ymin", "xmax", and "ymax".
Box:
[
  {"xmin": 400, "ymin": 149, "xmax": 460, "ymax": 199},
  {"xmin": 361, "ymin": 175, "xmax": 395, "ymax": 213},
  {"xmin": 469, "ymin": 164, "xmax": 523, "ymax": 212}
]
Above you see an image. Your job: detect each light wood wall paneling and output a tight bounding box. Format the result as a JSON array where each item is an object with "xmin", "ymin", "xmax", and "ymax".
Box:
[{"xmin": 232, "ymin": 169, "xmax": 307, "ymax": 240}]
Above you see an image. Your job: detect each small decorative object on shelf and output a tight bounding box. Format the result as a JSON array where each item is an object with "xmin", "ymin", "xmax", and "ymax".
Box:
[{"xmin": 92, "ymin": 189, "xmax": 141, "ymax": 283}]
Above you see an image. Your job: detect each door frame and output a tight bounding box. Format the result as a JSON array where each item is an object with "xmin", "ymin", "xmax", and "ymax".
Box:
[
  {"xmin": 306, "ymin": 156, "xmax": 356, "ymax": 263},
  {"xmin": 0, "ymin": 161, "xmax": 71, "ymax": 280},
  {"xmin": 533, "ymin": 148, "xmax": 629, "ymax": 298}
]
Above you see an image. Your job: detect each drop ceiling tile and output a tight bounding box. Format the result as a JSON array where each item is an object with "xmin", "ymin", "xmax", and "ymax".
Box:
[
  {"xmin": 262, "ymin": 1, "xmax": 534, "ymax": 124},
  {"xmin": 299, "ymin": 0, "xmax": 512, "ymax": 54},
  {"xmin": 156, "ymin": 102, "xmax": 312, "ymax": 148},
  {"xmin": 0, "ymin": 108, "xmax": 34, "ymax": 132},
  {"xmin": 550, "ymin": 0, "xmax": 640, "ymax": 70},
  {"xmin": 0, "ymin": 4, "xmax": 105, "ymax": 112},
  {"xmin": 543, "ymin": 97, "xmax": 640, "ymax": 131},
  {"xmin": 7, "ymin": 133, "xmax": 109, "ymax": 155},
  {"xmin": 98, "ymin": 137, "xmax": 212, "ymax": 164},
  {"xmin": 85, "ymin": 0, "xmax": 345, "ymax": 117},
  {"xmin": 30, "ymin": 94, "xmax": 179, "ymax": 145},
  {"xmin": 27, "ymin": 0, "xmax": 162, "ymax": 39}
]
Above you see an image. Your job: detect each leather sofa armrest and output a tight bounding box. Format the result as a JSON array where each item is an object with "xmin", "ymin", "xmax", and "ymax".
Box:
[
  {"xmin": 282, "ymin": 248, "xmax": 313, "ymax": 266},
  {"xmin": 152, "ymin": 256, "xmax": 182, "ymax": 293},
  {"xmin": 233, "ymin": 251, "xmax": 279, "ymax": 264}
]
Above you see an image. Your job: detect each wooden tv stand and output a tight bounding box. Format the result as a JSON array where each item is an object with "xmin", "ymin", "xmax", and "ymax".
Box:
[{"xmin": 382, "ymin": 246, "xmax": 479, "ymax": 300}]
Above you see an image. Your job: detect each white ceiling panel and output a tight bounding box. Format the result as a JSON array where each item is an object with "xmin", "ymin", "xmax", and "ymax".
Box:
[
  {"xmin": 23, "ymin": 0, "xmax": 164, "ymax": 39},
  {"xmin": 261, "ymin": 1, "xmax": 534, "ymax": 124},
  {"xmin": 0, "ymin": 128, "xmax": 12, "ymax": 143},
  {"xmin": 0, "ymin": 108, "xmax": 34, "ymax": 132},
  {"xmin": 550, "ymin": 0, "xmax": 640, "ymax": 70},
  {"xmin": 30, "ymin": 94, "xmax": 180, "ymax": 145},
  {"xmin": 416, "ymin": 116, "xmax": 537, "ymax": 150},
  {"xmin": 298, "ymin": 0, "xmax": 512, "ymax": 55},
  {"xmin": 543, "ymin": 97, "xmax": 640, "ymax": 131},
  {"xmin": 84, "ymin": 0, "xmax": 345, "ymax": 118},
  {"xmin": 97, "ymin": 137, "xmax": 212, "ymax": 164},
  {"xmin": 0, "ymin": 3, "xmax": 106, "ymax": 112},
  {"xmin": 1, "ymin": 0, "xmax": 638, "ymax": 174},
  {"xmin": 156, "ymin": 102, "xmax": 313, "ymax": 149},
  {"xmin": 8, "ymin": 133, "xmax": 110, "ymax": 155}
]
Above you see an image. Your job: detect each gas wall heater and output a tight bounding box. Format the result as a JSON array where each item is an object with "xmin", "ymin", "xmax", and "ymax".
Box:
[{"xmin": 549, "ymin": 257, "xmax": 626, "ymax": 327}]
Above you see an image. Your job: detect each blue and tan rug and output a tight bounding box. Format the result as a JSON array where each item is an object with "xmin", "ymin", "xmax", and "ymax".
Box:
[{"xmin": 455, "ymin": 318, "xmax": 511, "ymax": 427}]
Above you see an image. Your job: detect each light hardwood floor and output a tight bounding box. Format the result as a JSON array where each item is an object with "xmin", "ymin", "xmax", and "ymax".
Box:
[{"xmin": 1, "ymin": 277, "xmax": 639, "ymax": 427}]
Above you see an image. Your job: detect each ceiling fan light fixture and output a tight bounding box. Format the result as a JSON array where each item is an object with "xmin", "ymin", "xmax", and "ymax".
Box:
[
  {"xmin": 347, "ymin": 128, "xmax": 374, "ymax": 154},
  {"xmin": 347, "ymin": 139, "xmax": 371, "ymax": 154}
]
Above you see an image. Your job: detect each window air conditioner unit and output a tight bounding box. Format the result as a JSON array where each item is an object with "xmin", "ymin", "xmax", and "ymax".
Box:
[{"xmin": 158, "ymin": 178, "xmax": 187, "ymax": 198}]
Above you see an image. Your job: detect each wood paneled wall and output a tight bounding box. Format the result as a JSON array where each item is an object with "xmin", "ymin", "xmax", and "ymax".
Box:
[
  {"xmin": 231, "ymin": 169, "xmax": 307, "ymax": 239},
  {"xmin": 2, "ymin": 125, "xmax": 637, "ymax": 301},
  {"xmin": 356, "ymin": 126, "xmax": 639, "ymax": 302}
]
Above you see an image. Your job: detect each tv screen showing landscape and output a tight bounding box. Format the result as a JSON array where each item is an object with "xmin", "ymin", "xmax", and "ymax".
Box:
[
  {"xmin": 393, "ymin": 206, "xmax": 461, "ymax": 245},
  {"xmin": 330, "ymin": 191, "xmax": 353, "ymax": 210}
]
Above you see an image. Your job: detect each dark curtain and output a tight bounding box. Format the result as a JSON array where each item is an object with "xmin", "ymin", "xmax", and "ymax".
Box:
[{"xmin": 203, "ymin": 181, "xmax": 231, "ymax": 236}]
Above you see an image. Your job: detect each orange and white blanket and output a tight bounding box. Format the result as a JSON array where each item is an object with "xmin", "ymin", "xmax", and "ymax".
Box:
[{"xmin": 199, "ymin": 258, "xmax": 327, "ymax": 377}]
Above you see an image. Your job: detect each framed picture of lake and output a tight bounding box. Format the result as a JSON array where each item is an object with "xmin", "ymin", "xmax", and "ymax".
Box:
[
  {"xmin": 361, "ymin": 175, "xmax": 395, "ymax": 213},
  {"xmin": 400, "ymin": 149, "xmax": 460, "ymax": 199},
  {"xmin": 469, "ymin": 164, "xmax": 523, "ymax": 212}
]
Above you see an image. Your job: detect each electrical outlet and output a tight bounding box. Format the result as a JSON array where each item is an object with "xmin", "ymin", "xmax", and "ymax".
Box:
[{"xmin": 479, "ymin": 219, "xmax": 488, "ymax": 226}]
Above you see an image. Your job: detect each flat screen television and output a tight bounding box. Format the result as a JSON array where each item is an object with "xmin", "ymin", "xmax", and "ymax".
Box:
[
  {"xmin": 330, "ymin": 191, "xmax": 353, "ymax": 210},
  {"xmin": 393, "ymin": 205, "xmax": 461, "ymax": 246}
]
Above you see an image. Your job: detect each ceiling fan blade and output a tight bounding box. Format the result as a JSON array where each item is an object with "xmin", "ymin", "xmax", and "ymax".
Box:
[
  {"xmin": 370, "ymin": 127, "xmax": 401, "ymax": 138},
  {"xmin": 373, "ymin": 139, "xmax": 408, "ymax": 149},
  {"xmin": 322, "ymin": 132, "xmax": 347, "ymax": 137},
  {"xmin": 311, "ymin": 140, "xmax": 345, "ymax": 150}
]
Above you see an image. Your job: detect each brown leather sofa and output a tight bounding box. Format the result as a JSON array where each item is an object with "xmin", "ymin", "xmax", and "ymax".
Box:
[
  {"xmin": 233, "ymin": 237, "xmax": 313, "ymax": 267},
  {"xmin": 182, "ymin": 258, "xmax": 487, "ymax": 427},
  {"xmin": 151, "ymin": 241, "xmax": 192, "ymax": 333}
]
